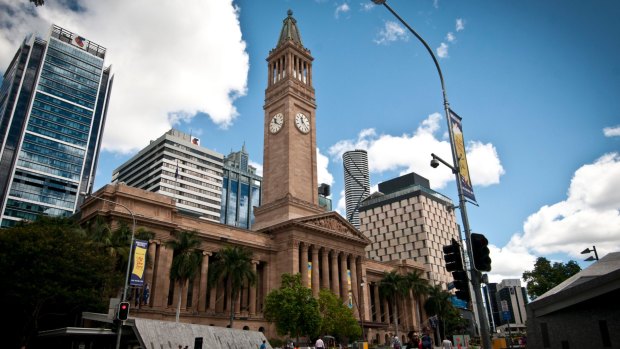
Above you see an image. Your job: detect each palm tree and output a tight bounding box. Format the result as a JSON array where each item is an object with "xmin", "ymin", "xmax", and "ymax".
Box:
[
  {"xmin": 405, "ymin": 270, "xmax": 429, "ymax": 330},
  {"xmin": 424, "ymin": 285, "xmax": 453, "ymax": 339},
  {"xmin": 208, "ymin": 245, "xmax": 257, "ymax": 327},
  {"xmin": 378, "ymin": 271, "xmax": 408, "ymax": 339},
  {"xmin": 167, "ymin": 231, "xmax": 203, "ymax": 322}
]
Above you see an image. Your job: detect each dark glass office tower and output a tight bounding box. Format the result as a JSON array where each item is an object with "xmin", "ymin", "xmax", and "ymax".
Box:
[
  {"xmin": 0, "ymin": 25, "xmax": 113, "ymax": 227},
  {"xmin": 220, "ymin": 145, "xmax": 262, "ymax": 229}
]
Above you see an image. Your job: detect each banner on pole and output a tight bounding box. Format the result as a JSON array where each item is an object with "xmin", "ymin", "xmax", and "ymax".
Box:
[
  {"xmin": 449, "ymin": 109, "xmax": 477, "ymax": 203},
  {"xmin": 130, "ymin": 239, "xmax": 148, "ymax": 287}
]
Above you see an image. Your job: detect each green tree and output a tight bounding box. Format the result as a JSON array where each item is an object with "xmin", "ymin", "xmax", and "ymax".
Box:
[
  {"xmin": 208, "ymin": 245, "xmax": 257, "ymax": 327},
  {"xmin": 0, "ymin": 216, "xmax": 117, "ymax": 348},
  {"xmin": 424, "ymin": 285, "xmax": 454, "ymax": 339},
  {"xmin": 522, "ymin": 257, "xmax": 581, "ymax": 299},
  {"xmin": 405, "ymin": 270, "xmax": 430, "ymax": 327},
  {"xmin": 378, "ymin": 271, "xmax": 408, "ymax": 338},
  {"xmin": 317, "ymin": 288, "xmax": 361, "ymax": 341},
  {"xmin": 264, "ymin": 273, "xmax": 321, "ymax": 343},
  {"xmin": 167, "ymin": 231, "xmax": 203, "ymax": 322}
]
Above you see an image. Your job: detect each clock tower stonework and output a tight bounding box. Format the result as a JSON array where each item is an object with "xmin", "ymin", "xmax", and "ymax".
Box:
[{"xmin": 253, "ymin": 10, "xmax": 324, "ymax": 230}]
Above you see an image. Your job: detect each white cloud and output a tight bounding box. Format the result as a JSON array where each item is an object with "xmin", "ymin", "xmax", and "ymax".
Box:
[
  {"xmin": 456, "ymin": 18, "xmax": 465, "ymax": 31},
  {"xmin": 603, "ymin": 125, "xmax": 620, "ymax": 137},
  {"xmin": 317, "ymin": 147, "xmax": 335, "ymax": 188},
  {"xmin": 360, "ymin": 2, "xmax": 374, "ymax": 11},
  {"xmin": 0, "ymin": 0, "xmax": 249, "ymax": 154},
  {"xmin": 446, "ymin": 32, "xmax": 455, "ymax": 42},
  {"xmin": 374, "ymin": 21, "xmax": 408, "ymax": 45},
  {"xmin": 486, "ymin": 235, "xmax": 537, "ymax": 283},
  {"xmin": 433, "ymin": 0, "xmax": 440, "ymax": 9},
  {"xmin": 327, "ymin": 113, "xmax": 504, "ymax": 190},
  {"xmin": 437, "ymin": 42, "xmax": 449, "ymax": 58},
  {"xmin": 335, "ymin": 3, "xmax": 350, "ymax": 19},
  {"xmin": 335, "ymin": 189, "xmax": 347, "ymax": 217},
  {"xmin": 467, "ymin": 142, "xmax": 505, "ymax": 186},
  {"xmin": 248, "ymin": 160, "xmax": 263, "ymax": 177},
  {"xmin": 488, "ymin": 152, "xmax": 620, "ymax": 283}
]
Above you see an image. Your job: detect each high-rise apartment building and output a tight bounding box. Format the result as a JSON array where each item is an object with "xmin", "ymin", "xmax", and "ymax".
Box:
[
  {"xmin": 343, "ymin": 149, "xmax": 369, "ymax": 228},
  {"xmin": 112, "ymin": 129, "xmax": 224, "ymax": 222},
  {"xmin": 0, "ymin": 25, "xmax": 112, "ymax": 227},
  {"xmin": 358, "ymin": 172, "xmax": 460, "ymax": 286},
  {"xmin": 220, "ymin": 144, "xmax": 261, "ymax": 229}
]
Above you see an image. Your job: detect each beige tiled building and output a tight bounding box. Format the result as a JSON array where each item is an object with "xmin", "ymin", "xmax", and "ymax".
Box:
[{"xmin": 359, "ymin": 172, "xmax": 460, "ymax": 287}]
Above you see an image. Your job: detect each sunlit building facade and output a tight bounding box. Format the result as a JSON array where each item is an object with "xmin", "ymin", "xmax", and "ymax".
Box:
[
  {"xmin": 0, "ymin": 25, "xmax": 112, "ymax": 227},
  {"xmin": 112, "ymin": 129, "xmax": 224, "ymax": 222}
]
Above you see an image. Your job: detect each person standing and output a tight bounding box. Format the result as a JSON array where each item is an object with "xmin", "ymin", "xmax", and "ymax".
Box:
[
  {"xmin": 259, "ymin": 339, "xmax": 267, "ymax": 349},
  {"xmin": 315, "ymin": 337, "xmax": 325, "ymax": 349},
  {"xmin": 442, "ymin": 336, "xmax": 453, "ymax": 349},
  {"xmin": 421, "ymin": 333, "xmax": 433, "ymax": 349}
]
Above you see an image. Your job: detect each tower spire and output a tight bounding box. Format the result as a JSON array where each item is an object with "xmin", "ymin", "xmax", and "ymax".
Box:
[{"xmin": 277, "ymin": 9, "xmax": 304, "ymax": 48}]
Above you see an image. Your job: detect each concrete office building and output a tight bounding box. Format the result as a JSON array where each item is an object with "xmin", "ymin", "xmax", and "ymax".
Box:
[
  {"xmin": 112, "ymin": 129, "xmax": 224, "ymax": 222},
  {"xmin": 495, "ymin": 279, "xmax": 528, "ymax": 333},
  {"xmin": 358, "ymin": 172, "xmax": 460, "ymax": 287},
  {"xmin": 0, "ymin": 25, "xmax": 112, "ymax": 227},
  {"xmin": 220, "ymin": 144, "xmax": 262, "ymax": 229},
  {"xmin": 343, "ymin": 149, "xmax": 370, "ymax": 228}
]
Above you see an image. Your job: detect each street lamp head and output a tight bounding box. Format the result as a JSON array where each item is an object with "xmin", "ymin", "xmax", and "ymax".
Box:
[
  {"xmin": 430, "ymin": 158, "xmax": 440, "ymax": 168},
  {"xmin": 584, "ymin": 256, "xmax": 596, "ymax": 262},
  {"xmin": 580, "ymin": 248, "xmax": 592, "ymax": 254},
  {"xmin": 371, "ymin": 0, "xmax": 386, "ymax": 4}
]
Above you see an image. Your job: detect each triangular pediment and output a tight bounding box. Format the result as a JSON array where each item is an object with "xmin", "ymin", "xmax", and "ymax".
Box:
[{"xmin": 295, "ymin": 212, "xmax": 371, "ymax": 244}]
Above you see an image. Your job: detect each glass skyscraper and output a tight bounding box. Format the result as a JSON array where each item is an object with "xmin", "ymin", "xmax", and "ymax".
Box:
[
  {"xmin": 0, "ymin": 25, "xmax": 113, "ymax": 227},
  {"xmin": 220, "ymin": 145, "xmax": 261, "ymax": 229}
]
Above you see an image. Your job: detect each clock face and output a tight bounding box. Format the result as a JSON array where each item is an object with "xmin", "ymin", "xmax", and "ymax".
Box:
[
  {"xmin": 295, "ymin": 113, "xmax": 310, "ymax": 134},
  {"xmin": 269, "ymin": 113, "xmax": 284, "ymax": 134}
]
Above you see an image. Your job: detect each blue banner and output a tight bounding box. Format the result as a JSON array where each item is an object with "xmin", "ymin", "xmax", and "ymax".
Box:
[{"xmin": 130, "ymin": 239, "xmax": 148, "ymax": 287}]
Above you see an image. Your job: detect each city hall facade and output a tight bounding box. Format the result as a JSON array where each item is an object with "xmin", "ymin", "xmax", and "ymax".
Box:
[{"xmin": 80, "ymin": 11, "xmax": 432, "ymax": 344}]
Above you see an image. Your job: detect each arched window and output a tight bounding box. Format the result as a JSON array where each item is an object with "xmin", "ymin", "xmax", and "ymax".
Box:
[{"xmin": 243, "ymin": 326, "xmax": 250, "ymax": 331}]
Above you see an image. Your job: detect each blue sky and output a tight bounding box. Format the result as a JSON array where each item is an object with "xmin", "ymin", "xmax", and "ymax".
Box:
[{"xmin": 1, "ymin": 0, "xmax": 618, "ymax": 283}]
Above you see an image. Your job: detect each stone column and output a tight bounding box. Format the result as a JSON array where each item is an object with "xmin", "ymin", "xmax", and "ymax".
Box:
[
  {"xmin": 300, "ymin": 244, "xmax": 309, "ymax": 288},
  {"xmin": 249, "ymin": 261, "xmax": 258, "ymax": 316},
  {"xmin": 235, "ymin": 290, "xmax": 241, "ymax": 316},
  {"xmin": 199, "ymin": 252, "xmax": 211, "ymax": 312},
  {"xmin": 154, "ymin": 244, "xmax": 172, "ymax": 308},
  {"xmin": 384, "ymin": 299, "xmax": 391, "ymax": 324},
  {"xmin": 209, "ymin": 283, "xmax": 217, "ymax": 312},
  {"xmin": 330, "ymin": 251, "xmax": 340, "ymax": 295},
  {"xmin": 350, "ymin": 255, "xmax": 359, "ymax": 317},
  {"xmin": 180, "ymin": 279, "xmax": 189, "ymax": 310},
  {"xmin": 321, "ymin": 248, "xmax": 330, "ymax": 290},
  {"xmin": 311, "ymin": 247, "xmax": 320, "ymax": 297},
  {"xmin": 340, "ymin": 253, "xmax": 348, "ymax": 300},
  {"xmin": 143, "ymin": 240, "xmax": 158, "ymax": 307},
  {"xmin": 373, "ymin": 283, "xmax": 381, "ymax": 322}
]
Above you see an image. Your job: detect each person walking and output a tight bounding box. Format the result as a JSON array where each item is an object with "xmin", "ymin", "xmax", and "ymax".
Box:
[
  {"xmin": 421, "ymin": 332, "xmax": 433, "ymax": 349},
  {"xmin": 315, "ymin": 337, "xmax": 325, "ymax": 349},
  {"xmin": 442, "ymin": 336, "xmax": 453, "ymax": 349},
  {"xmin": 259, "ymin": 339, "xmax": 267, "ymax": 349}
]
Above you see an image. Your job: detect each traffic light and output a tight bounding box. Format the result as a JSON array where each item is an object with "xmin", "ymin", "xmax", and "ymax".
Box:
[
  {"xmin": 117, "ymin": 301, "xmax": 130, "ymax": 321},
  {"xmin": 443, "ymin": 238, "xmax": 464, "ymax": 272},
  {"xmin": 452, "ymin": 270, "xmax": 470, "ymax": 302},
  {"xmin": 470, "ymin": 233, "xmax": 492, "ymax": 272}
]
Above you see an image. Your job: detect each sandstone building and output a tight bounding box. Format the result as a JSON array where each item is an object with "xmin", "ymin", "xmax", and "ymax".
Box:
[{"xmin": 80, "ymin": 11, "xmax": 430, "ymax": 345}]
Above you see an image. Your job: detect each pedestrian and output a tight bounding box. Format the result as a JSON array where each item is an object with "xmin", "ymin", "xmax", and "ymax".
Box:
[
  {"xmin": 259, "ymin": 339, "xmax": 267, "ymax": 349},
  {"xmin": 421, "ymin": 333, "xmax": 433, "ymax": 349},
  {"xmin": 442, "ymin": 336, "xmax": 453, "ymax": 349},
  {"xmin": 315, "ymin": 337, "xmax": 325, "ymax": 349}
]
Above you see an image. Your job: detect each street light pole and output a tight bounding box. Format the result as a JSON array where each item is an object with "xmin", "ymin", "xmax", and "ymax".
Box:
[
  {"xmin": 81, "ymin": 192, "xmax": 136, "ymax": 349},
  {"xmin": 370, "ymin": 2, "xmax": 492, "ymax": 348}
]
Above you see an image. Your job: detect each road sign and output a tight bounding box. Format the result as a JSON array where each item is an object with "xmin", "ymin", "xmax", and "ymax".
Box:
[{"xmin": 503, "ymin": 311, "xmax": 510, "ymax": 321}]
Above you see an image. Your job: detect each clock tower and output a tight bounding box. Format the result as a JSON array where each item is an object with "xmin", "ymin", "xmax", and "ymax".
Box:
[{"xmin": 253, "ymin": 10, "xmax": 323, "ymax": 230}]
